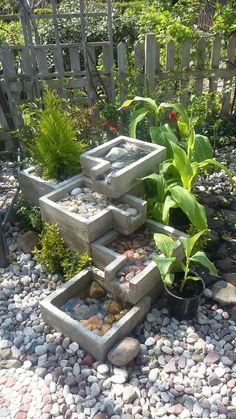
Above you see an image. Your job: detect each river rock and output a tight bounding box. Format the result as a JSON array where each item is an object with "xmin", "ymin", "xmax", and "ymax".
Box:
[
  {"xmin": 105, "ymin": 147, "xmax": 128, "ymax": 162},
  {"xmin": 212, "ymin": 281, "xmax": 236, "ymax": 305},
  {"xmin": 17, "ymin": 230, "xmax": 39, "ymax": 253},
  {"xmin": 71, "ymin": 188, "xmax": 83, "ymax": 196},
  {"xmin": 89, "ymin": 282, "xmax": 106, "ymax": 299},
  {"xmin": 107, "ymin": 337, "xmax": 140, "ymax": 366},
  {"xmin": 204, "ymin": 351, "xmax": 220, "ymax": 366}
]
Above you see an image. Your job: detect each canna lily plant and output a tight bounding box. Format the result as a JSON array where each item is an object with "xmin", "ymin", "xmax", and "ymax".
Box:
[
  {"xmin": 120, "ymin": 97, "xmax": 234, "ymax": 188},
  {"xmin": 121, "ymin": 97, "xmax": 234, "ymax": 231},
  {"xmin": 152, "ymin": 230, "xmax": 219, "ymax": 293}
]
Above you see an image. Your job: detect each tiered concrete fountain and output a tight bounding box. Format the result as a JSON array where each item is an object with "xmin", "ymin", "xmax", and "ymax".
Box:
[{"xmin": 40, "ymin": 136, "xmax": 186, "ymax": 360}]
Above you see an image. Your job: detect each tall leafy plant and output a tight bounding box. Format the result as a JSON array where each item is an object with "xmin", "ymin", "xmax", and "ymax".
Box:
[{"xmin": 122, "ymin": 97, "xmax": 234, "ymax": 230}]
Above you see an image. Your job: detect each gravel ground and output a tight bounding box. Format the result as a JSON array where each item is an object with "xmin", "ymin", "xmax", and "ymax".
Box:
[{"xmin": 0, "ymin": 145, "xmax": 236, "ymax": 419}]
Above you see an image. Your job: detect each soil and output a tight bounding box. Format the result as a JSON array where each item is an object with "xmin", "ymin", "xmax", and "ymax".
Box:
[{"xmin": 167, "ymin": 271, "xmax": 204, "ymax": 299}]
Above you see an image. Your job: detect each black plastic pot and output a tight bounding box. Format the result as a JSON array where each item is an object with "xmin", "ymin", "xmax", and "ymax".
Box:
[{"xmin": 164, "ymin": 278, "xmax": 205, "ymax": 321}]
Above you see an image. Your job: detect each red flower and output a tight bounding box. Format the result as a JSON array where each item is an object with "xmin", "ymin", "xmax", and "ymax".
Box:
[
  {"xmin": 103, "ymin": 119, "xmax": 111, "ymax": 128},
  {"xmin": 111, "ymin": 126, "xmax": 118, "ymax": 134},
  {"xmin": 168, "ymin": 111, "xmax": 178, "ymax": 121}
]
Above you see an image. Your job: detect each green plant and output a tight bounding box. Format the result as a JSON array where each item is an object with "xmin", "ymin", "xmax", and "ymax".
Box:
[
  {"xmin": 14, "ymin": 197, "xmax": 43, "ymax": 233},
  {"xmin": 186, "ymin": 224, "xmax": 210, "ymax": 253},
  {"xmin": 122, "ymin": 98, "xmax": 233, "ymax": 230},
  {"xmin": 142, "ymin": 172, "xmax": 208, "ymax": 231},
  {"xmin": 33, "ymin": 222, "xmax": 91, "ymax": 280},
  {"xmin": 152, "ymin": 230, "xmax": 219, "ymax": 292},
  {"xmin": 30, "ymin": 88, "xmax": 87, "ymax": 180}
]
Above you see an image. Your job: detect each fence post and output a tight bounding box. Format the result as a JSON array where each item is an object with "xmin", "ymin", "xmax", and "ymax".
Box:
[
  {"xmin": 180, "ymin": 39, "xmax": 191, "ymax": 106},
  {"xmin": 221, "ymin": 34, "xmax": 236, "ymax": 114},
  {"xmin": 195, "ymin": 38, "xmax": 206, "ymax": 94},
  {"xmin": 145, "ymin": 33, "xmax": 156, "ymax": 91},
  {"xmin": 134, "ymin": 41, "xmax": 144, "ymax": 96},
  {"xmin": 117, "ymin": 42, "xmax": 126, "ymax": 104},
  {"xmin": 165, "ymin": 40, "xmax": 175, "ymax": 100}
]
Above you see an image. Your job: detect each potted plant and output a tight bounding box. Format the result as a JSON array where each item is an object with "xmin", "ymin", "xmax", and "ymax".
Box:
[
  {"xmin": 152, "ymin": 230, "xmax": 219, "ymax": 320},
  {"xmin": 17, "ymin": 88, "xmax": 86, "ymax": 204}
]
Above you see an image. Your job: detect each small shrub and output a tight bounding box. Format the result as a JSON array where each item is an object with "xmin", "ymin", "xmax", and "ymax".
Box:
[
  {"xmin": 33, "ymin": 222, "xmax": 91, "ymax": 280},
  {"xmin": 31, "ymin": 88, "xmax": 87, "ymax": 180},
  {"xmin": 15, "ymin": 197, "xmax": 43, "ymax": 234}
]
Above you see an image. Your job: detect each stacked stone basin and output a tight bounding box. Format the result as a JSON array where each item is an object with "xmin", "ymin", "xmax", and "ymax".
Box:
[
  {"xmin": 80, "ymin": 135, "xmax": 166, "ymax": 198},
  {"xmin": 40, "ymin": 268, "xmax": 151, "ymax": 360},
  {"xmin": 39, "ymin": 176, "xmax": 147, "ymax": 253},
  {"xmin": 39, "ymin": 136, "xmax": 182, "ymax": 360},
  {"xmin": 91, "ymin": 220, "xmax": 187, "ymax": 304}
]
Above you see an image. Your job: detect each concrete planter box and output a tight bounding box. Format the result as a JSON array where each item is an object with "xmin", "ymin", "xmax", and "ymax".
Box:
[
  {"xmin": 80, "ymin": 136, "xmax": 166, "ymax": 198},
  {"xmin": 18, "ymin": 166, "xmax": 82, "ymax": 205},
  {"xmin": 40, "ymin": 267, "xmax": 151, "ymax": 361},
  {"xmin": 39, "ymin": 176, "xmax": 147, "ymax": 253},
  {"xmin": 91, "ymin": 220, "xmax": 187, "ymax": 304}
]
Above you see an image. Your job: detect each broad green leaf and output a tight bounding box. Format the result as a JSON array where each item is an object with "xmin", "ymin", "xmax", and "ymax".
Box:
[
  {"xmin": 192, "ymin": 134, "xmax": 213, "ymax": 162},
  {"xmin": 120, "ymin": 99, "xmax": 136, "ymax": 108},
  {"xmin": 190, "ymin": 250, "xmax": 219, "ymax": 276},
  {"xmin": 162, "ymin": 195, "xmax": 178, "ymax": 224},
  {"xmin": 142, "ymin": 173, "xmax": 166, "ymax": 201},
  {"xmin": 153, "ymin": 233, "xmax": 176, "ymax": 258},
  {"xmin": 160, "ymin": 161, "xmax": 181, "ymax": 186},
  {"xmin": 157, "ymin": 103, "xmax": 190, "ymax": 127},
  {"xmin": 193, "ymin": 159, "xmax": 235, "ymax": 190},
  {"xmin": 129, "ymin": 108, "xmax": 149, "ymax": 138},
  {"xmin": 178, "ymin": 118, "xmax": 189, "ymax": 139},
  {"xmin": 171, "ymin": 143, "xmax": 193, "ymax": 190},
  {"xmin": 150, "ymin": 202, "xmax": 164, "ymax": 222},
  {"xmin": 152, "ymin": 256, "xmax": 176, "ymax": 278},
  {"xmin": 163, "ymin": 273, "xmax": 175, "ymax": 286},
  {"xmin": 180, "ymin": 230, "xmax": 208, "ymax": 259},
  {"xmin": 170, "ymin": 185, "xmax": 208, "ymax": 231},
  {"xmin": 188, "ymin": 128, "xmax": 195, "ymax": 154},
  {"xmin": 150, "ymin": 125, "xmax": 177, "ymax": 159},
  {"xmin": 121, "ymin": 96, "xmax": 157, "ymax": 112}
]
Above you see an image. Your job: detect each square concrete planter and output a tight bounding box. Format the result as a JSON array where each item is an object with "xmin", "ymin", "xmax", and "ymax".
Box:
[
  {"xmin": 91, "ymin": 220, "xmax": 187, "ymax": 304},
  {"xmin": 40, "ymin": 267, "xmax": 151, "ymax": 361},
  {"xmin": 39, "ymin": 176, "xmax": 147, "ymax": 253},
  {"xmin": 18, "ymin": 166, "xmax": 82, "ymax": 205},
  {"xmin": 80, "ymin": 136, "xmax": 166, "ymax": 198}
]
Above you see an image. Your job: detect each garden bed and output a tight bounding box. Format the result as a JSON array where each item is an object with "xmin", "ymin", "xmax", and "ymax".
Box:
[
  {"xmin": 91, "ymin": 219, "xmax": 187, "ymax": 304},
  {"xmin": 80, "ymin": 136, "xmax": 166, "ymax": 198},
  {"xmin": 40, "ymin": 267, "xmax": 151, "ymax": 360}
]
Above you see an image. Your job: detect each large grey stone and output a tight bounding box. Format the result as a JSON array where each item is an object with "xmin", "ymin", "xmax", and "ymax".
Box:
[
  {"xmin": 212, "ymin": 281, "xmax": 236, "ymax": 305},
  {"xmin": 17, "ymin": 231, "xmax": 39, "ymax": 253},
  {"xmin": 107, "ymin": 337, "xmax": 140, "ymax": 366}
]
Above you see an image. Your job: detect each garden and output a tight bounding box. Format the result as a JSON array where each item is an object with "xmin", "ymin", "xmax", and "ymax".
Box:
[{"xmin": 0, "ymin": 1, "xmax": 236, "ymax": 419}]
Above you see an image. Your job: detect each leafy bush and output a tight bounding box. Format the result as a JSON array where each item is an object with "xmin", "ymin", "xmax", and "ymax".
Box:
[
  {"xmin": 33, "ymin": 222, "xmax": 91, "ymax": 280},
  {"xmin": 15, "ymin": 197, "xmax": 43, "ymax": 234},
  {"xmin": 29, "ymin": 88, "xmax": 87, "ymax": 180},
  {"xmin": 69, "ymin": 104, "xmax": 106, "ymax": 147}
]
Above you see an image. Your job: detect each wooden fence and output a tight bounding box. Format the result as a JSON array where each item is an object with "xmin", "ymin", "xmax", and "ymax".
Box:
[
  {"xmin": 0, "ymin": 32, "xmax": 236, "ymax": 150},
  {"xmin": 117, "ymin": 33, "xmax": 236, "ymax": 114}
]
